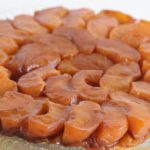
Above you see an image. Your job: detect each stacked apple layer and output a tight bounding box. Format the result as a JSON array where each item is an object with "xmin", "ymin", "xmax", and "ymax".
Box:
[{"xmin": 0, "ymin": 7, "xmax": 150, "ymax": 149}]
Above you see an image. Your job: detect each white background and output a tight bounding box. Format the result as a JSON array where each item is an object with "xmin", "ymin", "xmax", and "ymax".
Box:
[{"xmin": 0, "ymin": 0, "xmax": 149, "ymax": 20}]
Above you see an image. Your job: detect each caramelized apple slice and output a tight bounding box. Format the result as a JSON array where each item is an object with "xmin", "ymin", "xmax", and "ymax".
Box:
[
  {"xmin": 0, "ymin": 37, "xmax": 18, "ymax": 54},
  {"xmin": 100, "ymin": 74, "xmax": 132, "ymax": 92},
  {"xmin": 0, "ymin": 91, "xmax": 33, "ymax": 111},
  {"xmin": 58, "ymin": 53, "xmax": 113, "ymax": 75},
  {"xmin": 105, "ymin": 62, "xmax": 141, "ymax": 80},
  {"xmin": 7, "ymin": 43, "xmax": 60, "ymax": 78},
  {"xmin": 144, "ymin": 69, "xmax": 150, "ymax": 82},
  {"xmin": 0, "ymin": 99, "xmax": 45, "ymax": 131},
  {"xmin": 26, "ymin": 33, "xmax": 78, "ymax": 58},
  {"xmin": 96, "ymin": 102, "xmax": 128, "ymax": 147},
  {"xmin": 99, "ymin": 10, "xmax": 135, "ymax": 24},
  {"xmin": 0, "ymin": 76, "xmax": 17, "ymax": 96},
  {"xmin": 35, "ymin": 7, "xmax": 68, "ymax": 30},
  {"xmin": 0, "ymin": 66, "xmax": 11, "ymax": 78},
  {"xmin": 100, "ymin": 62, "xmax": 141, "ymax": 92},
  {"xmin": 68, "ymin": 8, "xmax": 94, "ymax": 21},
  {"xmin": 87, "ymin": 15, "xmax": 119, "ymax": 38},
  {"xmin": 117, "ymin": 133, "xmax": 148, "ymax": 147},
  {"xmin": 13, "ymin": 15, "xmax": 48, "ymax": 35},
  {"xmin": 139, "ymin": 43, "xmax": 150, "ymax": 61},
  {"xmin": 110, "ymin": 91, "xmax": 150, "ymax": 139},
  {"xmin": 96, "ymin": 38, "xmax": 141, "ymax": 62},
  {"xmin": 110, "ymin": 22, "xmax": 150, "ymax": 48},
  {"xmin": 53, "ymin": 26, "xmax": 96, "ymax": 54},
  {"xmin": 18, "ymin": 65, "xmax": 59, "ymax": 97},
  {"xmin": 63, "ymin": 8, "xmax": 94, "ymax": 28},
  {"xmin": 63, "ymin": 15, "xmax": 85, "ymax": 29},
  {"xmin": 142, "ymin": 60, "xmax": 150, "ymax": 74},
  {"xmin": 0, "ymin": 49, "xmax": 9, "ymax": 65},
  {"xmin": 0, "ymin": 20, "xmax": 29, "ymax": 45},
  {"xmin": 130, "ymin": 81, "xmax": 150, "ymax": 102},
  {"xmin": 22, "ymin": 100, "xmax": 70, "ymax": 138},
  {"xmin": 63, "ymin": 101, "xmax": 102, "ymax": 144},
  {"xmin": 45, "ymin": 74, "xmax": 77, "ymax": 105},
  {"xmin": 72, "ymin": 70, "xmax": 108, "ymax": 103}
]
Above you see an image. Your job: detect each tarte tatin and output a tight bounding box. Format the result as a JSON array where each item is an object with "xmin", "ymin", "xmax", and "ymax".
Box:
[{"xmin": 0, "ymin": 7, "xmax": 149, "ymax": 150}]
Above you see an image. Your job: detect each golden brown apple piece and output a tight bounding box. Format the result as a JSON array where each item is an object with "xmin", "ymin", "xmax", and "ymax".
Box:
[
  {"xmin": 0, "ymin": 20, "xmax": 29, "ymax": 45},
  {"xmin": 142, "ymin": 60, "xmax": 150, "ymax": 74},
  {"xmin": 130, "ymin": 81, "xmax": 150, "ymax": 102},
  {"xmin": 0, "ymin": 66, "xmax": 17, "ymax": 96},
  {"xmin": 63, "ymin": 17, "xmax": 85, "ymax": 29},
  {"xmin": 6, "ymin": 43, "xmax": 60, "ymax": 78},
  {"xmin": 0, "ymin": 49, "xmax": 9, "ymax": 65},
  {"xmin": 0, "ymin": 66, "xmax": 11, "ymax": 78},
  {"xmin": 96, "ymin": 102, "xmax": 128, "ymax": 147},
  {"xmin": 99, "ymin": 10, "xmax": 135, "ymax": 24},
  {"xmin": 57, "ymin": 53, "xmax": 113, "ymax": 75},
  {"xmin": 63, "ymin": 8, "xmax": 94, "ymax": 28},
  {"xmin": 34, "ymin": 7, "xmax": 68, "ymax": 30},
  {"xmin": 18, "ymin": 65, "xmax": 59, "ymax": 97},
  {"xmin": 72, "ymin": 70, "xmax": 108, "ymax": 103},
  {"xmin": 117, "ymin": 133, "xmax": 148, "ymax": 148},
  {"xmin": 0, "ymin": 76, "xmax": 17, "ymax": 96},
  {"xmin": 96, "ymin": 38, "xmax": 141, "ymax": 62},
  {"xmin": 26, "ymin": 33, "xmax": 78, "ymax": 58},
  {"xmin": 0, "ymin": 91, "xmax": 33, "ymax": 111},
  {"xmin": 0, "ymin": 37, "xmax": 18, "ymax": 54},
  {"xmin": 110, "ymin": 22, "xmax": 150, "ymax": 48},
  {"xmin": 45, "ymin": 74, "xmax": 77, "ymax": 105},
  {"xmin": 0, "ymin": 99, "xmax": 45, "ymax": 132},
  {"xmin": 22, "ymin": 100, "xmax": 70, "ymax": 138},
  {"xmin": 63, "ymin": 101, "xmax": 102, "ymax": 144},
  {"xmin": 139, "ymin": 43, "xmax": 150, "ymax": 61},
  {"xmin": 110, "ymin": 91, "xmax": 150, "ymax": 139},
  {"xmin": 53, "ymin": 26, "xmax": 96, "ymax": 54},
  {"xmin": 13, "ymin": 15, "xmax": 48, "ymax": 35},
  {"xmin": 87, "ymin": 15, "xmax": 119, "ymax": 38},
  {"xmin": 143, "ymin": 69, "xmax": 150, "ymax": 82},
  {"xmin": 100, "ymin": 62, "xmax": 141, "ymax": 92},
  {"xmin": 67, "ymin": 8, "xmax": 94, "ymax": 21}
]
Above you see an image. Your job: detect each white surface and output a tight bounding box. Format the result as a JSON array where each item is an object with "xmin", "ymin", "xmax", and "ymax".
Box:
[{"xmin": 0, "ymin": 0, "xmax": 149, "ymax": 20}]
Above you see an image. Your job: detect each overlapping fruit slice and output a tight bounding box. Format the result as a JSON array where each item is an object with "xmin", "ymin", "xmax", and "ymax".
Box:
[
  {"xmin": 110, "ymin": 91, "xmax": 150, "ymax": 139},
  {"xmin": 0, "ymin": 20, "xmax": 29, "ymax": 45},
  {"xmin": 22, "ymin": 100, "xmax": 70, "ymax": 138},
  {"xmin": 142, "ymin": 60, "xmax": 150, "ymax": 73},
  {"xmin": 139, "ymin": 43, "xmax": 150, "ymax": 61},
  {"xmin": 63, "ymin": 101, "xmax": 102, "ymax": 144},
  {"xmin": 34, "ymin": 7, "xmax": 68, "ymax": 30},
  {"xmin": 72, "ymin": 70, "xmax": 108, "ymax": 103},
  {"xmin": 0, "ymin": 37, "xmax": 18, "ymax": 54},
  {"xmin": 0, "ymin": 49, "xmax": 9, "ymax": 65},
  {"xmin": 63, "ymin": 8, "xmax": 94, "ymax": 28},
  {"xmin": 0, "ymin": 99, "xmax": 45, "ymax": 132},
  {"xmin": 96, "ymin": 102, "xmax": 128, "ymax": 147},
  {"xmin": 0, "ymin": 91, "xmax": 33, "ymax": 111},
  {"xmin": 96, "ymin": 38, "xmax": 141, "ymax": 62},
  {"xmin": 87, "ymin": 15, "xmax": 119, "ymax": 38},
  {"xmin": 100, "ymin": 62, "xmax": 141, "ymax": 92},
  {"xmin": 13, "ymin": 15, "xmax": 48, "ymax": 35},
  {"xmin": 45, "ymin": 74, "xmax": 77, "ymax": 105},
  {"xmin": 0, "ymin": 66, "xmax": 17, "ymax": 96},
  {"xmin": 58, "ymin": 53, "xmax": 113, "ymax": 75},
  {"xmin": 99, "ymin": 10, "xmax": 135, "ymax": 24},
  {"xmin": 18, "ymin": 65, "xmax": 59, "ymax": 97},
  {"xmin": 110, "ymin": 22, "xmax": 150, "ymax": 48},
  {"xmin": 53, "ymin": 26, "xmax": 96, "ymax": 54},
  {"xmin": 130, "ymin": 81, "xmax": 150, "ymax": 102},
  {"xmin": 7, "ymin": 43, "xmax": 60, "ymax": 78},
  {"xmin": 26, "ymin": 33, "xmax": 78, "ymax": 58}
]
